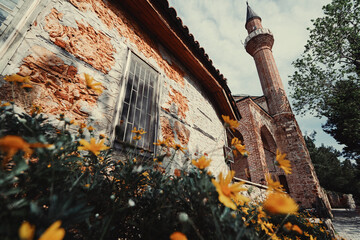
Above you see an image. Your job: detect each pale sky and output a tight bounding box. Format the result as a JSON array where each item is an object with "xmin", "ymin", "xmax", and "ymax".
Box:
[{"xmin": 168, "ymin": 0, "xmax": 344, "ymax": 151}]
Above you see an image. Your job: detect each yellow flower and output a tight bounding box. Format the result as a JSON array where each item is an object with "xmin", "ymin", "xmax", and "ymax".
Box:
[
  {"xmin": 260, "ymin": 220, "xmax": 274, "ymax": 235},
  {"xmin": 39, "ymin": 220, "xmax": 65, "ymax": 240},
  {"xmin": 222, "ymin": 115, "xmax": 239, "ymax": 131},
  {"xmin": 284, "ymin": 222, "xmax": 303, "ymax": 235},
  {"xmin": 0, "ymin": 102, "xmax": 11, "ymax": 107},
  {"xmin": 172, "ymin": 143, "xmax": 186, "ymax": 153},
  {"xmin": 19, "ymin": 221, "xmax": 35, "ymax": 240},
  {"xmin": 242, "ymin": 207, "xmax": 249, "ymax": 215},
  {"xmin": 270, "ymin": 234, "xmax": 281, "ymax": 240},
  {"xmin": 78, "ymin": 138, "xmax": 110, "ymax": 156},
  {"xmin": 170, "ymin": 232, "xmax": 187, "ymax": 240},
  {"xmin": 263, "ymin": 192, "xmax": 298, "ymax": 215},
  {"xmin": 131, "ymin": 127, "xmax": 146, "ymax": 135},
  {"xmin": 275, "ymin": 149, "xmax": 292, "ymax": 174},
  {"xmin": 21, "ymin": 84, "xmax": 33, "ymax": 91},
  {"xmin": 309, "ymin": 235, "xmax": 317, "ymax": 240},
  {"xmin": 211, "ymin": 170, "xmax": 249, "ymax": 210},
  {"xmin": 192, "ymin": 155, "xmax": 211, "ymax": 170},
  {"xmin": 231, "ymin": 137, "xmax": 248, "ymax": 156},
  {"xmin": 0, "ymin": 135, "xmax": 33, "ymax": 162},
  {"xmin": 133, "ymin": 135, "xmax": 141, "ymax": 140},
  {"xmin": 4, "ymin": 74, "xmax": 31, "ymax": 84},
  {"xmin": 84, "ymin": 73, "xmax": 102, "ymax": 94},
  {"xmin": 30, "ymin": 105, "xmax": 42, "ymax": 115},
  {"xmin": 265, "ymin": 174, "xmax": 284, "ymax": 192},
  {"xmin": 233, "ymin": 193, "xmax": 250, "ymax": 206},
  {"xmin": 154, "ymin": 139, "xmax": 168, "ymax": 147}
]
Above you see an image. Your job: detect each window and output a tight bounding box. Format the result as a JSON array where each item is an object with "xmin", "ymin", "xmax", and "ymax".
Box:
[
  {"xmin": 114, "ymin": 52, "xmax": 160, "ymax": 153},
  {"xmin": 0, "ymin": 0, "xmax": 24, "ymax": 34}
]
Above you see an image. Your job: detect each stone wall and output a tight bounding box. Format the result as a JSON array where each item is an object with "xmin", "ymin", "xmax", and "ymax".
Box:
[{"xmin": 0, "ymin": 0, "xmax": 229, "ymax": 177}]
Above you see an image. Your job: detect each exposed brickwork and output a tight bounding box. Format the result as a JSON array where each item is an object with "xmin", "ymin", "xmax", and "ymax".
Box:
[
  {"xmin": 240, "ymin": 13, "xmax": 331, "ymax": 209},
  {"xmin": 44, "ymin": 8, "xmax": 116, "ymax": 74},
  {"xmin": 0, "ymin": 46, "xmax": 100, "ymax": 121},
  {"xmin": 69, "ymin": 0, "xmax": 185, "ymax": 87},
  {"xmin": 174, "ymin": 121, "xmax": 190, "ymax": 145},
  {"xmin": 160, "ymin": 116, "xmax": 175, "ymax": 142},
  {"xmin": 163, "ymin": 86, "xmax": 189, "ymax": 120}
]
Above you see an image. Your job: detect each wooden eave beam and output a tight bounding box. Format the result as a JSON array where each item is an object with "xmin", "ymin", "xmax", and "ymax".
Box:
[{"xmin": 118, "ymin": 0, "xmax": 238, "ymax": 120}]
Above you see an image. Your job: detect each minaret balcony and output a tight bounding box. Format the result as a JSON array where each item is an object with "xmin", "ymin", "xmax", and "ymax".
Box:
[{"xmin": 244, "ymin": 28, "xmax": 273, "ymax": 48}]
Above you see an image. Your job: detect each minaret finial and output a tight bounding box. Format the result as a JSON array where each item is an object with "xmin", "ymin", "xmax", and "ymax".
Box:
[{"xmin": 246, "ymin": 2, "xmax": 261, "ymax": 24}]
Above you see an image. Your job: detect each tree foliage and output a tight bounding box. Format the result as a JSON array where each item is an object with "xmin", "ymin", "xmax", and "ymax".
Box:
[
  {"xmin": 289, "ymin": 0, "xmax": 360, "ymax": 158},
  {"xmin": 304, "ymin": 133, "xmax": 360, "ymax": 201}
]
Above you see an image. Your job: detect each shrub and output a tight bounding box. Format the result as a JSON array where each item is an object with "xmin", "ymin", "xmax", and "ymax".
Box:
[{"xmin": 0, "ymin": 103, "xmax": 332, "ymax": 239}]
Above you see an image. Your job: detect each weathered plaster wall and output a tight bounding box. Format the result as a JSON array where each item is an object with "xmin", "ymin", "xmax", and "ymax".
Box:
[{"xmin": 0, "ymin": 0, "xmax": 229, "ymax": 176}]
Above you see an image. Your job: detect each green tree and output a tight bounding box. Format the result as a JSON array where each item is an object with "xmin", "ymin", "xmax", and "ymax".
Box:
[
  {"xmin": 305, "ymin": 133, "xmax": 360, "ymax": 201},
  {"xmin": 290, "ymin": 0, "xmax": 360, "ymax": 158}
]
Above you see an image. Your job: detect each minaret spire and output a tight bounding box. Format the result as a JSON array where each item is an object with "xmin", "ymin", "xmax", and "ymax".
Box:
[
  {"xmin": 246, "ymin": 2, "xmax": 261, "ymax": 26},
  {"xmin": 244, "ymin": 4, "xmax": 291, "ymax": 116}
]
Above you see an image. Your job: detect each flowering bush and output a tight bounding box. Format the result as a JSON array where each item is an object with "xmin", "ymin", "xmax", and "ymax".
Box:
[{"xmin": 0, "ymin": 103, "xmax": 333, "ymax": 239}]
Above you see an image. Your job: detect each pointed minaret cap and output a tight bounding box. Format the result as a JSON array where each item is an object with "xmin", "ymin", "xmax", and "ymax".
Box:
[{"xmin": 246, "ymin": 2, "xmax": 261, "ymax": 25}]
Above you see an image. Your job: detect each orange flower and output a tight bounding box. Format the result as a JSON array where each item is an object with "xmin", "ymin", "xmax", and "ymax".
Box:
[
  {"xmin": 30, "ymin": 104, "xmax": 42, "ymax": 115},
  {"xmin": 170, "ymin": 232, "xmax": 187, "ymax": 240},
  {"xmin": 212, "ymin": 170, "xmax": 249, "ymax": 210},
  {"xmin": 39, "ymin": 220, "xmax": 65, "ymax": 240},
  {"xmin": 172, "ymin": 143, "xmax": 186, "ymax": 153},
  {"xmin": 231, "ymin": 137, "xmax": 248, "ymax": 156},
  {"xmin": 0, "ymin": 102, "xmax": 11, "ymax": 107},
  {"xmin": 263, "ymin": 192, "xmax": 298, "ymax": 215},
  {"xmin": 133, "ymin": 135, "xmax": 141, "ymax": 140},
  {"xmin": 0, "ymin": 135, "xmax": 33, "ymax": 163},
  {"xmin": 78, "ymin": 138, "xmax": 110, "ymax": 156},
  {"xmin": 21, "ymin": 84, "xmax": 33, "ymax": 91},
  {"xmin": 87, "ymin": 126, "xmax": 94, "ymax": 132},
  {"xmin": 192, "ymin": 155, "xmax": 211, "ymax": 170},
  {"xmin": 84, "ymin": 73, "xmax": 102, "ymax": 94},
  {"xmin": 265, "ymin": 174, "xmax": 284, "ymax": 192},
  {"xmin": 131, "ymin": 127, "xmax": 146, "ymax": 135},
  {"xmin": 275, "ymin": 150, "xmax": 292, "ymax": 174},
  {"xmin": 19, "ymin": 221, "xmax": 35, "ymax": 240},
  {"xmin": 284, "ymin": 222, "xmax": 303, "ymax": 235},
  {"xmin": 99, "ymin": 133, "xmax": 106, "ymax": 139},
  {"xmin": 153, "ymin": 139, "xmax": 169, "ymax": 147},
  {"xmin": 222, "ymin": 115, "xmax": 239, "ymax": 131},
  {"xmin": 4, "ymin": 74, "xmax": 31, "ymax": 84},
  {"xmin": 174, "ymin": 169, "xmax": 181, "ymax": 177}
]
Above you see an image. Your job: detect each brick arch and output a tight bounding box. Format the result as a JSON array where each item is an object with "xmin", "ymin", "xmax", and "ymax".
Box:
[
  {"xmin": 260, "ymin": 125, "xmax": 277, "ymax": 172},
  {"xmin": 227, "ymin": 129, "xmax": 251, "ymax": 181}
]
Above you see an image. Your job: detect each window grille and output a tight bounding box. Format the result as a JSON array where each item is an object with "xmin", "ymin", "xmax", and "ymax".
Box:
[
  {"xmin": 115, "ymin": 53, "xmax": 160, "ymax": 152},
  {"xmin": 0, "ymin": 0, "xmax": 23, "ymax": 33}
]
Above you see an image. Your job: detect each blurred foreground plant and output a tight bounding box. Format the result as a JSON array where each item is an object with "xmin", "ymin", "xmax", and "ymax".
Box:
[{"xmin": 0, "ymin": 103, "xmax": 332, "ymax": 239}]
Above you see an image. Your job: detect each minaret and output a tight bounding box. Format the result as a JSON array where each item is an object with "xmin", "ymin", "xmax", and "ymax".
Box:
[
  {"xmin": 243, "ymin": 3, "xmax": 332, "ymax": 211},
  {"xmin": 244, "ymin": 3, "xmax": 291, "ymax": 117}
]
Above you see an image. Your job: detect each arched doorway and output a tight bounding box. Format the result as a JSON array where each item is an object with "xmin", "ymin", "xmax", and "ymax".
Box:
[
  {"xmin": 260, "ymin": 126, "xmax": 277, "ymax": 172},
  {"xmin": 225, "ymin": 129, "xmax": 251, "ymax": 181}
]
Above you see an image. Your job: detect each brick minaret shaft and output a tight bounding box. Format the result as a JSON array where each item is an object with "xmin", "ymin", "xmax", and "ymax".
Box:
[
  {"xmin": 244, "ymin": 4, "xmax": 291, "ymax": 117},
  {"xmin": 243, "ymin": 3, "xmax": 331, "ymax": 209}
]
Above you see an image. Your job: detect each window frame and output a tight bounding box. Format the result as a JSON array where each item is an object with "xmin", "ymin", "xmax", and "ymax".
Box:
[
  {"xmin": 110, "ymin": 49, "xmax": 162, "ymax": 154},
  {"xmin": 0, "ymin": 0, "xmax": 45, "ymax": 73}
]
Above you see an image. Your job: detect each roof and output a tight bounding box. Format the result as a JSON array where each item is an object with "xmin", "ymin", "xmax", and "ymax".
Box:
[
  {"xmin": 117, "ymin": 0, "xmax": 241, "ymax": 120},
  {"xmin": 246, "ymin": 2, "xmax": 261, "ymax": 24}
]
